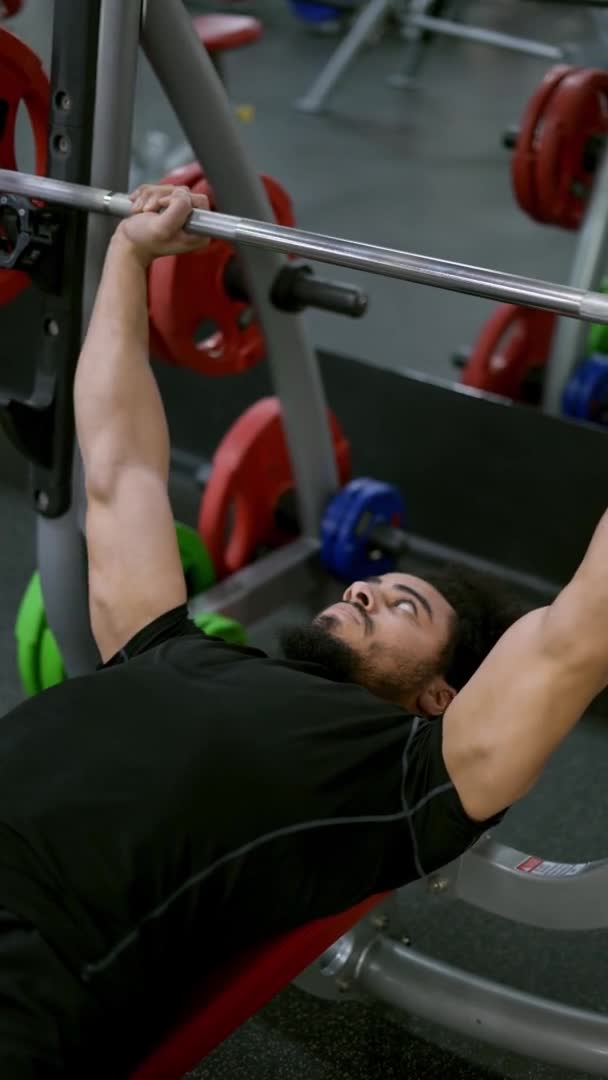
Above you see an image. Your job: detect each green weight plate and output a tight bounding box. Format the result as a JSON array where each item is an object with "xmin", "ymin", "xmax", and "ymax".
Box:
[
  {"xmin": 192, "ymin": 610, "xmax": 247, "ymax": 645},
  {"xmin": 175, "ymin": 521, "xmax": 216, "ymax": 596},
  {"xmin": 39, "ymin": 626, "xmax": 65, "ymax": 690},
  {"xmin": 15, "ymin": 572, "xmax": 66, "ymax": 695},
  {"xmin": 587, "ymin": 323, "xmax": 608, "ymax": 355},
  {"xmin": 15, "ymin": 523, "xmax": 217, "ymax": 697},
  {"xmin": 586, "ymin": 277, "xmax": 608, "ymax": 355},
  {"xmin": 15, "ymin": 571, "xmax": 47, "ymax": 696}
]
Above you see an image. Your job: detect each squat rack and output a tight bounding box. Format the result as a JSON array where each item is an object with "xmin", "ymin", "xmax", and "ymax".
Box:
[{"xmin": 3, "ymin": 0, "xmax": 608, "ymax": 1073}]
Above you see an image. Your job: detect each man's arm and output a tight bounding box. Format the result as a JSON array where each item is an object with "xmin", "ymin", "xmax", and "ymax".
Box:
[
  {"xmin": 442, "ymin": 510, "xmax": 608, "ymax": 822},
  {"xmin": 74, "ymin": 186, "xmax": 208, "ymax": 663}
]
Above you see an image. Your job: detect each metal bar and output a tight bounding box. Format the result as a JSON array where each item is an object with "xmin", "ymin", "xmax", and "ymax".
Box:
[
  {"xmin": 31, "ymin": 0, "xmax": 101, "ymax": 676},
  {"xmin": 427, "ymin": 837, "xmax": 608, "ymax": 930},
  {"xmin": 388, "ymin": 0, "xmax": 435, "ymax": 90},
  {"xmin": 407, "ymin": 533, "xmax": 560, "ymax": 600},
  {"xmin": 142, "ymin": 0, "xmax": 338, "ymax": 540},
  {"xmin": 5, "ymin": 170, "xmax": 608, "ymax": 323},
  {"xmin": 408, "ymin": 15, "xmax": 564, "ymax": 60},
  {"xmin": 543, "ymin": 145, "xmax": 608, "ymax": 414},
  {"xmin": 357, "ymin": 939, "xmax": 608, "ymax": 1074},
  {"xmin": 37, "ymin": 0, "xmax": 142, "ymax": 677},
  {"xmin": 81, "ymin": 0, "xmax": 142, "ymax": 319},
  {"xmin": 188, "ymin": 539, "xmax": 321, "ymax": 625},
  {"xmin": 295, "ymin": 0, "xmax": 393, "ymax": 114}
]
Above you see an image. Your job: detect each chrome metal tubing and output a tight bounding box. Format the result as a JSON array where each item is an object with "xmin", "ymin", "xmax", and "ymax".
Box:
[{"xmin": 4, "ymin": 170, "xmax": 608, "ymax": 323}]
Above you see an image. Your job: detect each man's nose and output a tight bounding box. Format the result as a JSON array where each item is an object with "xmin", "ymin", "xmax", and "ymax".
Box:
[{"xmin": 343, "ymin": 580, "xmax": 377, "ymax": 610}]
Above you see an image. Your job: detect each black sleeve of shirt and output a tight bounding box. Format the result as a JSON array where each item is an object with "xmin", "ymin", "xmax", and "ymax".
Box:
[
  {"xmin": 99, "ymin": 604, "xmax": 202, "ymax": 670},
  {"xmin": 400, "ymin": 716, "xmax": 506, "ymax": 879}
]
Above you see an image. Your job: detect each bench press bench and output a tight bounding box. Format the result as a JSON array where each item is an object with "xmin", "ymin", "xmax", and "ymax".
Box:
[{"xmin": 130, "ymin": 894, "xmax": 385, "ymax": 1078}]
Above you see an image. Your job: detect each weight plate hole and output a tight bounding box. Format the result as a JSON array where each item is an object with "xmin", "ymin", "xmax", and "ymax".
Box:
[
  {"xmin": 194, "ymin": 319, "xmax": 224, "ymax": 360},
  {"xmin": 0, "ymin": 205, "xmax": 18, "ymax": 256},
  {"xmin": 0, "ymin": 98, "xmax": 8, "ymax": 141},
  {"xmin": 237, "ymin": 307, "xmax": 255, "ymax": 331},
  {"xmin": 16, "ymin": 102, "xmax": 36, "ymax": 173},
  {"xmin": 355, "ymin": 510, "xmax": 372, "ymax": 537}
]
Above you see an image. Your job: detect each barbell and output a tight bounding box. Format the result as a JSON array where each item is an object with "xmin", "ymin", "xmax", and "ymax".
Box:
[{"xmin": 3, "ymin": 167, "xmax": 608, "ymax": 323}]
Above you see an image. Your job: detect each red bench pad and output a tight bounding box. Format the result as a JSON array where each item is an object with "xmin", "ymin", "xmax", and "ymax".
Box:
[{"xmin": 130, "ymin": 893, "xmax": 386, "ymax": 1079}]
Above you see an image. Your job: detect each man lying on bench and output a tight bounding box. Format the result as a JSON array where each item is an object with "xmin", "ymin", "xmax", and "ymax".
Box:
[{"xmin": 1, "ymin": 186, "xmax": 606, "ymax": 1079}]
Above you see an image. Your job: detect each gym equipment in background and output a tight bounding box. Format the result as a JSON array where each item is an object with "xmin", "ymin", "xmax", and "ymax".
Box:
[
  {"xmin": 14, "ymin": 523, "xmax": 245, "ymax": 695},
  {"xmin": 0, "ymin": 28, "xmax": 49, "ymax": 306},
  {"xmin": 192, "ymin": 12, "xmax": 262, "ymax": 87},
  {"xmin": 561, "ymin": 353, "xmax": 608, "ymax": 422},
  {"xmin": 130, "ymin": 13, "xmax": 261, "ymax": 188},
  {"xmin": 459, "ymin": 306, "xmax": 556, "ymax": 402},
  {"xmin": 0, "ymin": 1, "xmax": 24, "ymax": 19},
  {"xmin": 320, "ymin": 477, "xmax": 407, "ymax": 580},
  {"xmin": 586, "ymin": 278, "xmax": 608, "ymax": 353},
  {"xmin": 294, "ymin": 0, "xmax": 575, "ymax": 114},
  {"xmin": 198, "ymin": 397, "xmax": 351, "ymax": 577},
  {"xmin": 197, "ymin": 398, "xmax": 410, "ymax": 582},
  {"xmin": 510, "ymin": 65, "xmax": 608, "ymax": 230},
  {"xmin": 502, "ymin": 66, "xmax": 608, "ymax": 417}
]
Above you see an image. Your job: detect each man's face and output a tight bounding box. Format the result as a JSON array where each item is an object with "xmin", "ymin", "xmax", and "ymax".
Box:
[{"xmin": 281, "ymin": 573, "xmax": 457, "ymax": 716}]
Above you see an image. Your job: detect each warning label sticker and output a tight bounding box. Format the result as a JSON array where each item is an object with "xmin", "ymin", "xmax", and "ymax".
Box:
[{"xmin": 516, "ymin": 857, "xmax": 588, "ymax": 878}]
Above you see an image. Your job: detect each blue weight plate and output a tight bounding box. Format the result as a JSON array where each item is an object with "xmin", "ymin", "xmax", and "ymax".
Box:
[
  {"xmin": 320, "ymin": 480, "xmax": 362, "ymax": 576},
  {"xmin": 321, "ymin": 478, "xmax": 406, "ymax": 582},
  {"xmin": 334, "ymin": 479, "xmax": 406, "ymax": 580},
  {"xmin": 289, "ymin": 0, "xmax": 341, "ymax": 22},
  {"xmin": 562, "ymin": 354, "xmax": 608, "ymax": 423},
  {"xmin": 329, "ymin": 478, "xmax": 375, "ymax": 581},
  {"xmin": 562, "ymin": 357, "xmax": 601, "ymax": 418}
]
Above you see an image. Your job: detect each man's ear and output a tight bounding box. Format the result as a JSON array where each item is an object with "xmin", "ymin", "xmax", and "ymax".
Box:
[{"xmin": 415, "ymin": 677, "xmax": 457, "ymax": 717}]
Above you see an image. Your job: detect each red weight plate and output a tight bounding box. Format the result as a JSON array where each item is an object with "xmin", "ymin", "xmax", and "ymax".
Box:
[
  {"xmin": 148, "ymin": 169, "xmax": 294, "ymax": 376},
  {"xmin": 156, "ymin": 161, "xmax": 206, "ymax": 189},
  {"xmin": 0, "ymin": 1, "xmax": 23, "ymax": 17},
  {"xmin": 461, "ymin": 304, "xmax": 555, "ymax": 399},
  {"xmin": 0, "ymin": 29, "xmax": 48, "ymax": 175},
  {"xmin": 0, "ymin": 28, "xmax": 49, "ymax": 306},
  {"xmin": 511, "ymin": 64, "xmax": 576, "ymax": 223},
  {"xmin": 198, "ymin": 396, "xmax": 351, "ymax": 578},
  {"xmin": 535, "ymin": 67, "xmax": 608, "ymax": 229}
]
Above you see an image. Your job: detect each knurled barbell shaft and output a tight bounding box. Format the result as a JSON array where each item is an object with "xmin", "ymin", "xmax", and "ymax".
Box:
[{"xmin": 3, "ymin": 168, "xmax": 608, "ymax": 324}]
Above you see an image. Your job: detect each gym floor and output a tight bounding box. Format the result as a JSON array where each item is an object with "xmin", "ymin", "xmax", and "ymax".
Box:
[{"xmin": 2, "ymin": 1, "xmax": 608, "ymax": 1078}]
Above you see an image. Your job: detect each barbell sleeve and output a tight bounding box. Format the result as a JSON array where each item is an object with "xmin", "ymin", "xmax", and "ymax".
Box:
[
  {"xmin": 366, "ymin": 521, "xmax": 408, "ymax": 558},
  {"xmin": 223, "ymin": 257, "xmax": 369, "ymax": 318},
  {"xmin": 3, "ymin": 168, "xmax": 608, "ymax": 323},
  {"xmin": 270, "ymin": 266, "xmax": 369, "ymax": 318}
]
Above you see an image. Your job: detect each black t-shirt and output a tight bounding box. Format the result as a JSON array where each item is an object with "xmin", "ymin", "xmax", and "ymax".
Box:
[{"xmin": 0, "ymin": 605, "xmax": 500, "ymax": 1040}]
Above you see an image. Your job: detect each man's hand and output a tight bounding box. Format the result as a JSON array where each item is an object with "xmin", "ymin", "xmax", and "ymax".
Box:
[{"xmin": 115, "ymin": 184, "xmax": 211, "ymax": 268}]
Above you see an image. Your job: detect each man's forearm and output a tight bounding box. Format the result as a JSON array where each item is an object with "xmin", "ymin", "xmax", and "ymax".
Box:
[{"xmin": 74, "ymin": 232, "xmax": 170, "ymax": 491}]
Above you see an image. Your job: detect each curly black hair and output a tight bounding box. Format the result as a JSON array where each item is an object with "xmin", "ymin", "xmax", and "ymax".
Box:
[{"xmin": 423, "ymin": 565, "xmax": 529, "ymax": 691}]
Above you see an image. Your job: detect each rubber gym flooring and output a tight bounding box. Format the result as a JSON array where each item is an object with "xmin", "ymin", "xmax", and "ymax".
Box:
[{"xmin": 2, "ymin": 1, "xmax": 608, "ymax": 1078}]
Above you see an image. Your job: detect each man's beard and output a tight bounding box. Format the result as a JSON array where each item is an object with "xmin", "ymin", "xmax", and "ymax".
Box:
[
  {"xmin": 279, "ymin": 612, "xmax": 437, "ymax": 707},
  {"xmin": 279, "ymin": 613, "xmax": 361, "ymax": 683}
]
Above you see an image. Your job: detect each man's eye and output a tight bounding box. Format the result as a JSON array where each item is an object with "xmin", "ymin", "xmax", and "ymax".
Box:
[{"xmin": 396, "ymin": 599, "xmax": 416, "ymax": 615}]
